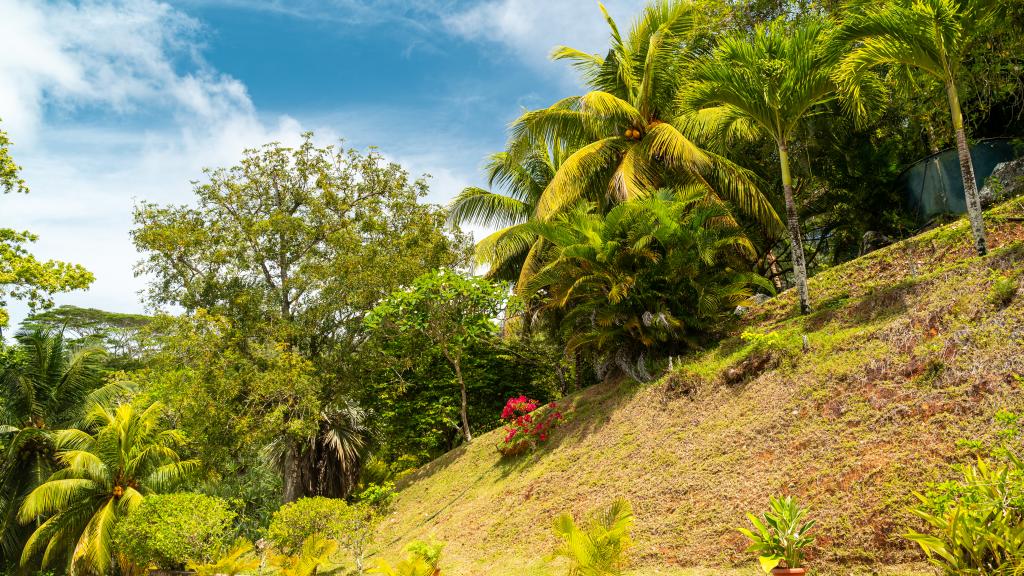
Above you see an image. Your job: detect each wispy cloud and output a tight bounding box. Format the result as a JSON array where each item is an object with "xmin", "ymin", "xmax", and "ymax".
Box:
[
  {"xmin": 443, "ymin": 0, "xmax": 645, "ymax": 85},
  {"xmin": 0, "ymin": 0, "xmax": 312, "ymax": 326}
]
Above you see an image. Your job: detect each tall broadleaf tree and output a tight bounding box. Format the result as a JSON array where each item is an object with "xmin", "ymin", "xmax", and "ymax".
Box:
[
  {"xmin": 17, "ymin": 402, "xmax": 196, "ymax": 576},
  {"xmin": 366, "ymin": 270, "xmax": 511, "ymax": 442},
  {"xmin": 684, "ymin": 19, "xmax": 839, "ymax": 314},
  {"xmin": 835, "ymin": 0, "xmax": 996, "ymax": 256},
  {"xmin": 132, "ymin": 134, "xmax": 467, "ymax": 501},
  {"xmin": 509, "ymin": 0, "xmax": 780, "ymax": 230}
]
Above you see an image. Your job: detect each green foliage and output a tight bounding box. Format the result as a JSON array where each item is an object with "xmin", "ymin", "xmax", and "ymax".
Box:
[
  {"xmin": 267, "ymin": 497, "xmax": 350, "ymax": 556},
  {"xmin": 0, "ymin": 230, "xmax": 94, "ymax": 331},
  {"xmin": 549, "ymin": 498, "xmax": 634, "ymax": 576},
  {"xmin": 907, "ymin": 458, "xmax": 1024, "ymax": 575},
  {"xmin": 510, "ymin": 1, "xmax": 779, "ymax": 228},
  {"xmin": 17, "ymin": 402, "xmax": 197, "ymax": 575},
  {"xmin": 369, "ymin": 540, "xmax": 444, "ymax": 576},
  {"xmin": 356, "ymin": 482, "xmax": 396, "ymax": 512},
  {"xmin": 113, "ymin": 493, "xmax": 236, "ymax": 570},
  {"xmin": 359, "ymin": 335, "xmax": 559, "ymax": 465},
  {"xmin": 132, "ymin": 133, "xmax": 467, "ymax": 501},
  {"xmin": 188, "ymin": 541, "xmax": 259, "ymax": 576},
  {"xmin": 524, "ymin": 189, "xmax": 769, "ymax": 380},
  {"xmin": 366, "ymin": 269, "xmax": 513, "ymax": 441},
  {"xmin": 0, "ymin": 121, "xmax": 27, "ymax": 195},
  {"xmin": 989, "ymin": 271, "xmax": 1018, "ymax": 308},
  {"xmin": 270, "ymin": 536, "xmax": 337, "ymax": 576},
  {"xmin": 0, "ymin": 331, "xmax": 121, "ymax": 566},
  {"xmin": 737, "ymin": 495, "xmax": 816, "ymax": 572},
  {"xmin": 22, "ymin": 306, "xmax": 153, "ymax": 369}
]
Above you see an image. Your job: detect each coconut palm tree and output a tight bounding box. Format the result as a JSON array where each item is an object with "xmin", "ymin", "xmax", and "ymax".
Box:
[
  {"xmin": 509, "ymin": 0, "xmax": 780, "ymax": 231},
  {"xmin": 523, "ymin": 189, "xmax": 766, "ymax": 380},
  {"xmin": 448, "ymin": 141, "xmax": 567, "ymax": 290},
  {"xmin": 684, "ymin": 20, "xmax": 839, "ymax": 315},
  {"xmin": 835, "ymin": 0, "xmax": 995, "ymax": 256},
  {"xmin": 0, "ymin": 330, "xmax": 116, "ymax": 568},
  {"xmin": 17, "ymin": 401, "xmax": 195, "ymax": 575}
]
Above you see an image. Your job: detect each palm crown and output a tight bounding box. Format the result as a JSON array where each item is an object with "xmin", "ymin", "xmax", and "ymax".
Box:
[
  {"xmin": 449, "ymin": 142, "xmax": 566, "ymax": 288},
  {"xmin": 18, "ymin": 402, "xmax": 196, "ymax": 575},
  {"xmin": 0, "ymin": 331, "xmax": 112, "ymax": 564},
  {"xmin": 509, "ymin": 0, "xmax": 780, "ymax": 228}
]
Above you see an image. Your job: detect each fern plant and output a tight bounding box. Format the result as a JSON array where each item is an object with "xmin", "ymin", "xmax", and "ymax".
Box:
[{"xmin": 549, "ymin": 498, "xmax": 634, "ymax": 576}]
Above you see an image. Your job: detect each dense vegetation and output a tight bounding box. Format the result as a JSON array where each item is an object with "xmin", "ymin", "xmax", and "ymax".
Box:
[{"xmin": 1, "ymin": 0, "xmax": 1023, "ymax": 574}]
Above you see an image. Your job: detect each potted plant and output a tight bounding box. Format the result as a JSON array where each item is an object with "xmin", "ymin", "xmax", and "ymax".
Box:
[{"xmin": 738, "ymin": 495, "xmax": 816, "ymax": 575}]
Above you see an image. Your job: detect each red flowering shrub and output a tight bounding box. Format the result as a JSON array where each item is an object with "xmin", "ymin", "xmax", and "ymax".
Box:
[{"xmin": 498, "ymin": 395, "xmax": 563, "ymax": 456}]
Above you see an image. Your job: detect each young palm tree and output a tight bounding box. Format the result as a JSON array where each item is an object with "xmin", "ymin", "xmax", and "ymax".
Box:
[
  {"xmin": 524, "ymin": 189, "xmax": 765, "ymax": 380},
  {"xmin": 510, "ymin": 0, "xmax": 780, "ymax": 230},
  {"xmin": 0, "ymin": 331, "xmax": 114, "ymax": 567},
  {"xmin": 550, "ymin": 498, "xmax": 634, "ymax": 576},
  {"xmin": 448, "ymin": 141, "xmax": 567, "ymax": 289},
  {"xmin": 17, "ymin": 402, "xmax": 196, "ymax": 575},
  {"xmin": 836, "ymin": 0, "xmax": 994, "ymax": 256},
  {"xmin": 684, "ymin": 20, "xmax": 838, "ymax": 315}
]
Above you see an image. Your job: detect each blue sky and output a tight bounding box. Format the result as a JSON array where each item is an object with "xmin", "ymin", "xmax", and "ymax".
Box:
[{"xmin": 0, "ymin": 0, "xmax": 644, "ymax": 328}]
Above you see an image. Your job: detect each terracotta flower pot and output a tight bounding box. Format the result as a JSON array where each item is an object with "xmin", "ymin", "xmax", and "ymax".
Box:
[{"xmin": 771, "ymin": 568, "xmax": 806, "ymax": 576}]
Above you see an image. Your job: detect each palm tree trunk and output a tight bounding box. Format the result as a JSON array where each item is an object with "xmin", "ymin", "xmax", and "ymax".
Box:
[
  {"xmin": 946, "ymin": 80, "xmax": 987, "ymax": 256},
  {"xmin": 766, "ymin": 247, "xmax": 786, "ymax": 291},
  {"xmin": 453, "ymin": 358, "xmax": 472, "ymax": 442},
  {"xmin": 778, "ymin": 141, "xmax": 811, "ymax": 315}
]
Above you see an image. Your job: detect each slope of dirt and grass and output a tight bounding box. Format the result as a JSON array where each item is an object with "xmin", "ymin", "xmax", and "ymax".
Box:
[{"xmin": 375, "ymin": 199, "xmax": 1024, "ymax": 576}]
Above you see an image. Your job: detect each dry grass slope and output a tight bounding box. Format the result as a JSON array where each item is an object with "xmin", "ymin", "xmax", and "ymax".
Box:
[{"xmin": 375, "ymin": 199, "xmax": 1024, "ymax": 576}]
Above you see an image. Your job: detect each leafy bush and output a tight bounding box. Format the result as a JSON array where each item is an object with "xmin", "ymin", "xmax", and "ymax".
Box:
[
  {"xmin": 114, "ymin": 493, "xmax": 236, "ymax": 570},
  {"xmin": 356, "ymin": 481, "xmax": 396, "ymax": 512},
  {"xmin": 906, "ymin": 457, "xmax": 1024, "ymax": 574},
  {"xmin": 267, "ymin": 496, "xmax": 384, "ymax": 573},
  {"xmin": 267, "ymin": 497, "xmax": 350, "ymax": 555},
  {"xmin": 738, "ymin": 495, "xmax": 816, "ymax": 572},
  {"xmin": 498, "ymin": 396, "xmax": 563, "ymax": 456},
  {"xmin": 990, "ymin": 272, "xmax": 1019, "ymax": 308},
  {"xmin": 549, "ymin": 498, "xmax": 634, "ymax": 575}
]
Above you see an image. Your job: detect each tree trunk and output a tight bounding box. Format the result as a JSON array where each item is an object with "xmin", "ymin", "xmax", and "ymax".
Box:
[
  {"xmin": 282, "ymin": 444, "xmax": 303, "ymax": 503},
  {"xmin": 946, "ymin": 80, "xmax": 988, "ymax": 256},
  {"xmin": 765, "ymin": 247, "xmax": 786, "ymax": 291},
  {"xmin": 778, "ymin": 141, "xmax": 811, "ymax": 315},
  {"xmin": 453, "ymin": 358, "xmax": 472, "ymax": 442},
  {"xmin": 574, "ymin": 350, "xmax": 584, "ymax": 392}
]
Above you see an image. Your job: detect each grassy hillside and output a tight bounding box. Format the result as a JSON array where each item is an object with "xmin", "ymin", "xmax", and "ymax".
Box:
[{"xmin": 375, "ymin": 199, "xmax": 1024, "ymax": 576}]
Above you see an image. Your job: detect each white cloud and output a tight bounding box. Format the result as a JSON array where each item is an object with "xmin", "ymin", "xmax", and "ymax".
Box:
[
  {"xmin": 444, "ymin": 0, "xmax": 645, "ymax": 84},
  {"xmin": 0, "ymin": 0, "xmax": 313, "ymax": 329}
]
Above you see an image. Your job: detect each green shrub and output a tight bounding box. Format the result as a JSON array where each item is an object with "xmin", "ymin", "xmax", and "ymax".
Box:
[
  {"xmin": 114, "ymin": 493, "xmax": 236, "ymax": 570},
  {"xmin": 906, "ymin": 458, "xmax": 1024, "ymax": 574},
  {"xmin": 737, "ymin": 495, "xmax": 816, "ymax": 572},
  {"xmin": 356, "ymin": 482, "xmax": 396, "ymax": 512},
  {"xmin": 990, "ymin": 272, "xmax": 1019, "ymax": 308},
  {"xmin": 549, "ymin": 498, "xmax": 634, "ymax": 575},
  {"xmin": 266, "ymin": 497, "xmax": 350, "ymax": 555}
]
